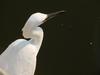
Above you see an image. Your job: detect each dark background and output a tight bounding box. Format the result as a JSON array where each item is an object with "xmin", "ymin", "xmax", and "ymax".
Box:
[{"xmin": 0, "ymin": 0, "xmax": 100, "ymax": 75}]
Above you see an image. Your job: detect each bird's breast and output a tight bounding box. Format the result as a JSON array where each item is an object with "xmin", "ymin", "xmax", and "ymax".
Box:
[{"xmin": 0, "ymin": 39, "xmax": 38, "ymax": 75}]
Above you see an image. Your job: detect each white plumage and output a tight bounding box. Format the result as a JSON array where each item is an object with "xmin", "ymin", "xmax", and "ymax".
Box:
[
  {"xmin": 0, "ymin": 39, "xmax": 37, "ymax": 75},
  {"xmin": 0, "ymin": 11, "xmax": 64, "ymax": 75}
]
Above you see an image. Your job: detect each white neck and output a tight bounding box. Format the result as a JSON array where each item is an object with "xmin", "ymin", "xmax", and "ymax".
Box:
[{"xmin": 29, "ymin": 27, "xmax": 44, "ymax": 48}]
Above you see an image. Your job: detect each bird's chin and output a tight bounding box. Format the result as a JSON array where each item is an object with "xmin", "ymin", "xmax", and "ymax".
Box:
[{"xmin": 34, "ymin": 22, "xmax": 44, "ymax": 27}]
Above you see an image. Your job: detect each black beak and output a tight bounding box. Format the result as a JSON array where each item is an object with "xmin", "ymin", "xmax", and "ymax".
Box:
[{"xmin": 43, "ymin": 10, "xmax": 65, "ymax": 22}]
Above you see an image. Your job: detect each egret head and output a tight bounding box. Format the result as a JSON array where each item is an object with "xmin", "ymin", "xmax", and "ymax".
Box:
[{"xmin": 22, "ymin": 10, "xmax": 65, "ymax": 38}]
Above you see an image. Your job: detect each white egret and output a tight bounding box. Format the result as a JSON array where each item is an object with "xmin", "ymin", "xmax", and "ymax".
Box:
[{"xmin": 0, "ymin": 10, "xmax": 65, "ymax": 75}]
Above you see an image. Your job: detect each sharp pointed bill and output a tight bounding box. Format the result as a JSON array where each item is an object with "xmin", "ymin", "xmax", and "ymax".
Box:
[{"xmin": 43, "ymin": 10, "xmax": 65, "ymax": 22}]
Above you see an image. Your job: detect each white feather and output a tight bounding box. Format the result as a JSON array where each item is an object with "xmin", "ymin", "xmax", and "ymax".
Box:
[
  {"xmin": 0, "ymin": 12, "xmax": 47, "ymax": 75},
  {"xmin": 0, "ymin": 11, "xmax": 64, "ymax": 75}
]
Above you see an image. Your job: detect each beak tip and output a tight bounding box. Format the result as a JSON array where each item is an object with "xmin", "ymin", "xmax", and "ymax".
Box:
[{"xmin": 60, "ymin": 10, "xmax": 66, "ymax": 13}]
